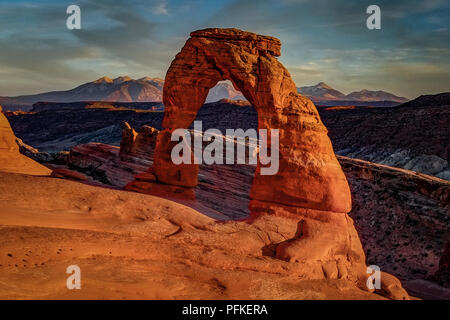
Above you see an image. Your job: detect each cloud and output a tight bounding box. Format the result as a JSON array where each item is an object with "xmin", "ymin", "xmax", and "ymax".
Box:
[
  {"xmin": 0, "ymin": 0, "xmax": 448, "ymax": 98},
  {"xmin": 0, "ymin": 0, "xmax": 182, "ymax": 95},
  {"xmin": 153, "ymin": 1, "xmax": 169, "ymax": 15}
]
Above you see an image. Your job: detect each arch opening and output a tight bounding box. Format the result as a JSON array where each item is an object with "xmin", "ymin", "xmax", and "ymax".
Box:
[{"xmin": 190, "ymin": 91, "xmax": 258, "ymax": 218}]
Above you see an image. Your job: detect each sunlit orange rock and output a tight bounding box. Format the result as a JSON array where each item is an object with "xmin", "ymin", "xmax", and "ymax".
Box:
[
  {"xmin": 124, "ymin": 29, "xmax": 409, "ymax": 298},
  {"xmin": 0, "ymin": 105, "xmax": 51, "ymax": 175},
  {"xmin": 0, "ymin": 105, "xmax": 19, "ymax": 152},
  {"xmin": 146, "ymin": 28, "xmax": 351, "ymax": 213}
]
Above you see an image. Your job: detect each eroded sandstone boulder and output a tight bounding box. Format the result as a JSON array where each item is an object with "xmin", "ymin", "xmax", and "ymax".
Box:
[
  {"xmin": 119, "ymin": 122, "xmax": 138, "ymax": 157},
  {"xmin": 68, "ymin": 123, "xmax": 160, "ymax": 188},
  {"xmin": 120, "ymin": 122, "xmax": 159, "ymax": 161}
]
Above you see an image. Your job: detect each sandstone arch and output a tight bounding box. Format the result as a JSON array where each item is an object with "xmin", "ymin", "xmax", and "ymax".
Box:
[
  {"xmin": 124, "ymin": 29, "xmax": 409, "ymax": 298},
  {"xmin": 153, "ymin": 28, "xmax": 351, "ymax": 213}
]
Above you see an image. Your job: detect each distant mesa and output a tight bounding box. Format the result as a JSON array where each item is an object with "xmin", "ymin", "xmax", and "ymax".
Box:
[{"xmin": 398, "ymin": 92, "xmax": 450, "ymax": 109}]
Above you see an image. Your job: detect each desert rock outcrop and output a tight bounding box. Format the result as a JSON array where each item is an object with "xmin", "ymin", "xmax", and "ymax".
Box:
[
  {"xmin": 124, "ymin": 28, "xmax": 409, "ymax": 298},
  {"xmin": 0, "ymin": 105, "xmax": 18, "ymax": 152},
  {"xmin": 0, "ymin": 105, "xmax": 51, "ymax": 175},
  {"xmin": 120, "ymin": 122, "xmax": 158, "ymax": 161},
  {"xmin": 134, "ymin": 28, "xmax": 351, "ymax": 213}
]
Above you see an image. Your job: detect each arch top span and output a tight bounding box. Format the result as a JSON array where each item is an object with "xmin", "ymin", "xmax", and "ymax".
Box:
[
  {"xmin": 152, "ymin": 28, "xmax": 352, "ymax": 214},
  {"xmin": 190, "ymin": 28, "xmax": 282, "ymax": 57}
]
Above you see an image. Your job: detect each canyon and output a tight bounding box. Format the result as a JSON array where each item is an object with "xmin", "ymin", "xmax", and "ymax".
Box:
[{"xmin": 7, "ymin": 93, "xmax": 450, "ymax": 181}]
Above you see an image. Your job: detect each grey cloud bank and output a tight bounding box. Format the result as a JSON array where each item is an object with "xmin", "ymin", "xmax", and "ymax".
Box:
[{"xmin": 0, "ymin": 0, "xmax": 449, "ymax": 98}]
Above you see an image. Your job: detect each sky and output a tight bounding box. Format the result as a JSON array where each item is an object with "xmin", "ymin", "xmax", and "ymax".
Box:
[{"xmin": 0, "ymin": 0, "xmax": 449, "ymax": 98}]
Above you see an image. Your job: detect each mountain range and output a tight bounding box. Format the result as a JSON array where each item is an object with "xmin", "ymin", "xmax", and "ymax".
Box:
[
  {"xmin": 0, "ymin": 77, "xmax": 408, "ymax": 111},
  {"xmin": 297, "ymin": 82, "xmax": 409, "ymax": 104},
  {"xmin": 0, "ymin": 76, "xmax": 164, "ymax": 109}
]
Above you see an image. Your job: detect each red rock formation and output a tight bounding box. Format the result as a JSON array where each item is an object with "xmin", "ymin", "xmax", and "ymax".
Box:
[
  {"xmin": 119, "ymin": 122, "xmax": 138, "ymax": 157},
  {"xmin": 119, "ymin": 122, "xmax": 159, "ymax": 161},
  {"xmin": 0, "ymin": 105, "xmax": 51, "ymax": 175},
  {"xmin": 124, "ymin": 28, "xmax": 408, "ymax": 298},
  {"xmin": 51, "ymin": 168, "xmax": 88, "ymax": 181},
  {"xmin": 66, "ymin": 137, "xmax": 450, "ymax": 298},
  {"xmin": 67, "ymin": 139, "xmax": 450, "ymax": 287},
  {"xmin": 69, "ymin": 125, "xmax": 159, "ymax": 187},
  {"xmin": 69, "ymin": 143, "xmax": 149, "ymax": 187},
  {"xmin": 0, "ymin": 169, "xmax": 404, "ymax": 300},
  {"xmin": 0, "ymin": 105, "xmax": 18, "ymax": 152},
  {"xmin": 135, "ymin": 28, "xmax": 351, "ymax": 213}
]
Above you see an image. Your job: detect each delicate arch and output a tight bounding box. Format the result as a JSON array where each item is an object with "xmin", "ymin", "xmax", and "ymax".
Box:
[{"xmin": 151, "ymin": 28, "xmax": 351, "ymax": 213}]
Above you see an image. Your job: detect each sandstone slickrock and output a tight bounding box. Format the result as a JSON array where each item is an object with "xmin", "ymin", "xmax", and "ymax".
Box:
[
  {"xmin": 0, "ymin": 170, "xmax": 392, "ymax": 300},
  {"xmin": 0, "ymin": 105, "xmax": 18, "ymax": 152},
  {"xmin": 62, "ymin": 135, "xmax": 449, "ymax": 297},
  {"xmin": 64, "ymin": 135, "xmax": 450, "ymax": 284},
  {"xmin": 124, "ymin": 28, "xmax": 408, "ymax": 298},
  {"xmin": 15, "ymin": 138, "xmax": 69, "ymax": 164},
  {"xmin": 0, "ymin": 105, "xmax": 51, "ymax": 176},
  {"xmin": 69, "ymin": 143, "xmax": 149, "ymax": 187},
  {"xmin": 71, "ymin": 129, "xmax": 253, "ymax": 219},
  {"xmin": 51, "ymin": 168, "xmax": 88, "ymax": 181}
]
